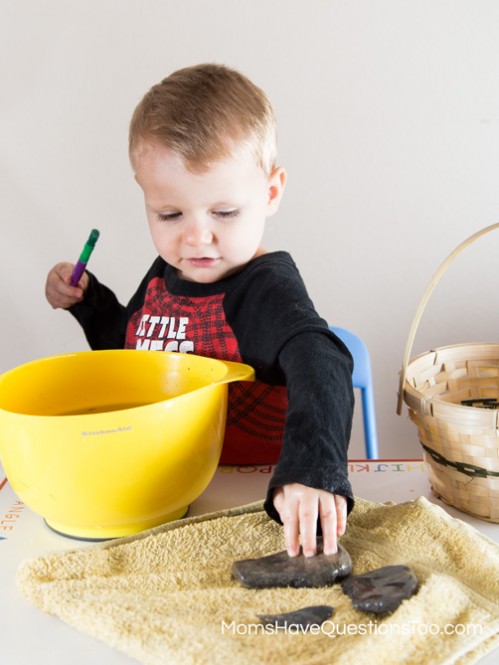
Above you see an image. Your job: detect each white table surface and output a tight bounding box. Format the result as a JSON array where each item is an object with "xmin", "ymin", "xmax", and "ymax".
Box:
[{"xmin": 1, "ymin": 458, "xmax": 498, "ymax": 664}]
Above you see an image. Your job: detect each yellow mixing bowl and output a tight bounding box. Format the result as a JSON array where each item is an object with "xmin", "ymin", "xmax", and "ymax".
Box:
[{"xmin": 0, "ymin": 350, "xmax": 254, "ymax": 539}]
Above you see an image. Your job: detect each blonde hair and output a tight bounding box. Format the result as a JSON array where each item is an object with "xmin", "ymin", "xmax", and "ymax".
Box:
[{"xmin": 129, "ymin": 63, "xmax": 277, "ymax": 174}]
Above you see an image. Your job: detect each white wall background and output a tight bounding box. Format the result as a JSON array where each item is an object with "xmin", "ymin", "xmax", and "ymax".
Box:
[{"xmin": 2, "ymin": 0, "xmax": 499, "ymax": 458}]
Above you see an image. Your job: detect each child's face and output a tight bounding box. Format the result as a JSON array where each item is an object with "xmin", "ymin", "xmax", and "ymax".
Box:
[{"xmin": 133, "ymin": 142, "xmax": 286, "ymax": 283}]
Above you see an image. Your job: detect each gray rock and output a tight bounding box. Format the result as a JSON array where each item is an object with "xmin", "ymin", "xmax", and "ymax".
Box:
[
  {"xmin": 258, "ymin": 605, "xmax": 334, "ymax": 628},
  {"xmin": 341, "ymin": 564, "xmax": 418, "ymax": 614},
  {"xmin": 232, "ymin": 542, "xmax": 352, "ymax": 589}
]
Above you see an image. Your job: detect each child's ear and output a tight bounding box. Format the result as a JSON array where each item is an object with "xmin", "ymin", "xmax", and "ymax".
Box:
[{"xmin": 266, "ymin": 166, "xmax": 287, "ymax": 216}]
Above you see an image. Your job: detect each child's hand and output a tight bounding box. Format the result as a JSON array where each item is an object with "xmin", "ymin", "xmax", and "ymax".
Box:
[
  {"xmin": 45, "ymin": 262, "xmax": 89, "ymax": 309},
  {"xmin": 272, "ymin": 483, "xmax": 347, "ymax": 558}
]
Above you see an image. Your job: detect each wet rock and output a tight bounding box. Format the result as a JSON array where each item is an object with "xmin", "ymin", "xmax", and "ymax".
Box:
[
  {"xmin": 232, "ymin": 542, "xmax": 352, "ymax": 589},
  {"xmin": 341, "ymin": 564, "xmax": 418, "ymax": 614},
  {"xmin": 258, "ymin": 605, "xmax": 334, "ymax": 628}
]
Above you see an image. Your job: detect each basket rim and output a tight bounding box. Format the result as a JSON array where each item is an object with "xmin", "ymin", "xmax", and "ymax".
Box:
[
  {"xmin": 402, "ymin": 342, "xmax": 499, "ymax": 423},
  {"xmin": 405, "ymin": 341, "xmax": 499, "ymax": 365}
]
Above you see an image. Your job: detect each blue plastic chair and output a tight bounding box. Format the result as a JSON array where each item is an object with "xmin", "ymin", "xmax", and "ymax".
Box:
[{"xmin": 329, "ymin": 326, "xmax": 379, "ymax": 459}]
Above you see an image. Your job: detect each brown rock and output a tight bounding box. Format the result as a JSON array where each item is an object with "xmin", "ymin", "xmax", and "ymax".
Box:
[
  {"xmin": 232, "ymin": 542, "xmax": 352, "ymax": 589},
  {"xmin": 341, "ymin": 564, "xmax": 418, "ymax": 614}
]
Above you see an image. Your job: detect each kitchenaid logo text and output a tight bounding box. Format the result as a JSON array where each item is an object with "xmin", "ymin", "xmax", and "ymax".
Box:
[
  {"xmin": 133, "ymin": 315, "xmax": 194, "ymax": 353},
  {"xmin": 81, "ymin": 426, "xmax": 132, "ymax": 437}
]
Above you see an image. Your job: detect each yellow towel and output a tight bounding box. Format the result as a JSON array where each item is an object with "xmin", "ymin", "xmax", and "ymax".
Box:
[{"xmin": 17, "ymin": 497, "xmax": 499, "ymax": 665}]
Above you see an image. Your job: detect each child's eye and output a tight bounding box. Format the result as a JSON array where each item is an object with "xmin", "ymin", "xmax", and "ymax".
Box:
[
  {"xmin": 214, "ymin": 209, "xmax": 239, "ymax": 219},
  {"xmin": 157, "ymin": 212, "xmax": 182, "ymax": 222}
]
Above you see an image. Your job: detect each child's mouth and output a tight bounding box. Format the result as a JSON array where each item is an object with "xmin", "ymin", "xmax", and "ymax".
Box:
[{"xmin": 186, "ymin": 257, "xmax": 220, "ymax": 269}]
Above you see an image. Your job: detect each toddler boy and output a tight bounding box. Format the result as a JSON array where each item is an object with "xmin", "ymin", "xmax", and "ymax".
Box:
[{"xmin": 45, "ymin": 64, "xmax": 354, "ymax": 557}]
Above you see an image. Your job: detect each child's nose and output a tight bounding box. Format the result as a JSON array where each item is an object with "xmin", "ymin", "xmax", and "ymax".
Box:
[{"xmin": 184, "ymin": 219, "xmax": 213, "ymax": 247}]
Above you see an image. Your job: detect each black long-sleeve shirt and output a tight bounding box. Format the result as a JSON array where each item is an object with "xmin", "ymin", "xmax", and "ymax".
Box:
[{"xmin": 69, "ymin": 251, "xmax": 355, "ymax": 521}]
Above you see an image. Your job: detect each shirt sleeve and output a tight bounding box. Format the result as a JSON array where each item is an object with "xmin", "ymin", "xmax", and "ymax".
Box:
[
  {"xmin": 68, "ymin": 258, "xmax": 165, "ymax": 350},
  {"xmin": 68, "ymin": 272, "xmax": 128, "ymax": 349},
  {"xmin": 223, "ymin": 254, "xmax": 355, "ymax": 522},
  {"xmin": 263, "ymin": 329, "xmax": 355, "ymax": 524}
]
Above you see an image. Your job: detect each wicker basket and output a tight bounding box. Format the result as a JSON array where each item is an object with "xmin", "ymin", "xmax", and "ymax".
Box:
[{"xmin": 397, "ymin": 223, "xmax": 499, "ymax": 523}]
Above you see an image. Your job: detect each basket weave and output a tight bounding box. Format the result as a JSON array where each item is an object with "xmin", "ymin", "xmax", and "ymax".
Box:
[{"xmin": 397, "ymin": 224, "xmax": 499, "ymax": 523}]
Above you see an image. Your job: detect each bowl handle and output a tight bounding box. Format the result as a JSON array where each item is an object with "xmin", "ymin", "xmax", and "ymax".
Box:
[
  {"xmin": 397, "ymin": 222, "xmax": 499, "ymax": 415},
  {"xmin": 216, "ymin": 360, "xmax": 255, "ymax": 385}
]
